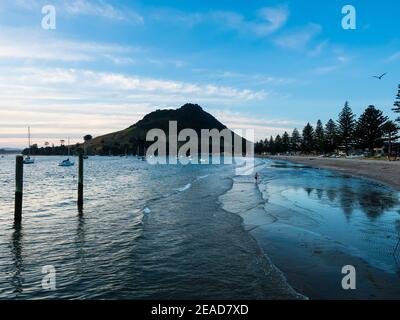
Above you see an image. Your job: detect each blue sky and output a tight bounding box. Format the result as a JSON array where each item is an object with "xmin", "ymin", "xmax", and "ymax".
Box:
[{"xmin": 0, "ymin": 0, "xmax": 399, "ymax": 147}]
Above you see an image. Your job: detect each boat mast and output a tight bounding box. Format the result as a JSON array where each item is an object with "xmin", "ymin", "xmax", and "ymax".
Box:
[{"xmin": 28, "ymin": 126, "xmax": 31, "ymax": 156}]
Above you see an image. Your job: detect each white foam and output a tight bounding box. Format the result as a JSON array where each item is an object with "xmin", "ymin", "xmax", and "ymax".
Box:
[
  {"xmin": 143, "ymin": 207, "xmax": 151, "ymax": 214},
  {"xmin": 177, "ymin": 183, "xmax": 191, "ymax": 192}
]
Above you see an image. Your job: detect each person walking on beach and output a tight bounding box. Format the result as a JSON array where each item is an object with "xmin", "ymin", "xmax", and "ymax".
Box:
[{"xmin": 255, "ymin": 172, "xmax": 259, "ymax": 184}]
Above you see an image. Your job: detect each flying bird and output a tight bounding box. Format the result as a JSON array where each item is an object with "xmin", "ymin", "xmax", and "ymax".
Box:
[{"xmin": 372, "ymin": 73, "xmax": 387, "ymax": 79}]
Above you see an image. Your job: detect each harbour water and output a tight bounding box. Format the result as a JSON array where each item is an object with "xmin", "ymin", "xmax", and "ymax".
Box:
[
  {"xmin": 0, "ymin": 156, "xmax": 399, "ymax": 299},
  {"xmin": 0, "ymin": 155, "xmax": 297, "ymax": 299}
]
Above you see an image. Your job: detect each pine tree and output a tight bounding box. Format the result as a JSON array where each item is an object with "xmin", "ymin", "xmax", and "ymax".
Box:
[
  {"xmin": 268, "ymin": 136, "xmax": 274, "ymax": 154},
  {"xmin": 291, "ymin": 128, "xmax": 301, "ymax": 153},
  {"xmin": 274, "ymin": 135, "xmax": 283, "ymax": 154},
  {"xmin": 355, "ymin": 105, "xmax": 388, "ymax": 154},
  {"xmin": 393, "ymin": 84, "xmax": 400, "ymax": 123},
  {"xmin": 255, "ymin": 140, "xmax": 264, "ymax": 154},
  {"xmin": 264, "ymin": 138, "xmax": 268, "ymax": 151},
  {"xmin": 315, "ymin": 120, "xmax": 325, "ymax": 154},
  {"xmin": 282, "ymin": 131, "xmax": 290, "ymax": 153},
  {"xmin": 338, "ymin": 101, "xmax": 356, "ymax": 156},
  {"xmin": 325, "ymin": 119, "xmax": 338, "ymax": 153},
  {"xmin": 302, "ymin": 123, "xmax": 315, "ymax": 153}
]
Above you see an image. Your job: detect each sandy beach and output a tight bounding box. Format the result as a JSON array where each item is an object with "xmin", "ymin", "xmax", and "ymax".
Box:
[{"xmin": 264, "ymin": 156, "xmax": 400, "ymax": 191}]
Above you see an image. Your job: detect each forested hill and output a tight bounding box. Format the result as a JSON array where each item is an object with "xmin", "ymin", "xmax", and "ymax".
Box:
[{"xmin": 23, "ymin": 104, "xmax": 249, "ymax": 156}]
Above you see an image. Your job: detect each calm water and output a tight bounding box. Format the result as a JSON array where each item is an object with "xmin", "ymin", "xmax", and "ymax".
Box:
[
  {"xmin": 261, "ymin": 160, "xmax": 400, "ymax": 273},
  {"xmin": 0, "ymin": 155, "xmax": 297, "ymax": 299},
  {"xmin": 1, "ymin": 156, "xmax": 400, "ymax": 299}
]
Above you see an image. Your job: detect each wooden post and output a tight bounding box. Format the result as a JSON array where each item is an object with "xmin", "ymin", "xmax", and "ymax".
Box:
[
  {"xmin": 14, "ymin": 155, "xmax": 23, "ymax": 223},
  {"xmin": 78, "ymin": 154, "xmax": 83, "ymax": 212}
]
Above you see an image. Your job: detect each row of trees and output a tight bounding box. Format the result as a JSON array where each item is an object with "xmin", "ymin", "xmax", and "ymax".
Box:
[
  {"xmin": 23, "ymin": 135, "xmax": 93, "ymax": 156},
  {"xmin": 255, "ymin": 85, "xmax": 400, "ymax": 156}
]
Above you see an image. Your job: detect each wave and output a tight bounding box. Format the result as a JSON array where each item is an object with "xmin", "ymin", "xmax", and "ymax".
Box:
[
  {"xmin": 140, "ymin": 181, "xmax": 196, "ymax": 217},
  {"xmin": 141, "ymin": 175, "xmax": 206, "ymax": 218},
  {"xmin": 177, "ymin": 183, "xmax": 192, "ymax": 192}
]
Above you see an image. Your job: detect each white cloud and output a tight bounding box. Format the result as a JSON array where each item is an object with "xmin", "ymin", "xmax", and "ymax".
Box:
[
  {"xmin": 0, "ymin": 67, "xmax": 266, "ymax": 100},
  {"xmin": 0, "ymin": 27, "xmax": 141, "ymax": 62},
  {"xmin": 213, "ymin": 111, "xmax": 299, "ymax": 142},
  {"xmin": 385, "ymin": 51, "xmax": 400, "ymax": 63},
  {"xmin": 0, "ymin": 66, "xmax": 268, "ymax": 146},
  {"xmin": 308, "ymin": 40, "xmax": 329, "ymax": 57},
  {"xmin": 274, "ymin": 23, "xmax": 322, "ymax": 50},
  {"xmin": 0, "ymin": 105, "xmax": 150, "ymax": 147},
  {"xmin": 191, "ymin": 68, "xmax": 296, "ymax": 86},
  {"xmin": 8, "ymin": 0, "xmax": 143, "ymax": 23},
  {"xmin": 211, "ymin": 6, "xmax": 289, "ymax": 36},
  {"xmin": 151, "ymin": 5, "xmax": 289, "ymax": 37},
  {"xmin": 63, "ymin": 0, "xmax": 144, "ymax": 23},
  {"xmin": 13, "ymin": 0, "xmax": 40, "ymax": 10},
  {"xmin": 255, "ymin": 6, "xmax": 289, "ymax": 35},
  {"xmin": 312, "ymin": 54, "xmax": 350, "ymax": 75}
]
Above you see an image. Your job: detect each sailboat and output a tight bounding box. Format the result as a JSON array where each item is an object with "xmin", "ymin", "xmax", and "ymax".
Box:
[
  {"xmin": 23, "ymin": 127, "xmax": 35, "ymax": 164},
  {"xmin": 59, "ymin": 137, "xmax": 74, "ymax": 167}
]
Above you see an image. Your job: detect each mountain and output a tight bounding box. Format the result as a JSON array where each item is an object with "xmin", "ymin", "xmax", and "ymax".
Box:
[
  {"xmin": 87, "ymin": 103, "xmax": 249, "ymax": 156},
  {"xmin": 24, "ymin": 103, "xmax": 250, "ymax": 156}
]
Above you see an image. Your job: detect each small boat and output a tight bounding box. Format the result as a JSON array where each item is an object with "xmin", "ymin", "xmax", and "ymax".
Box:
[
  {"xmin": 23, "ymin": 156, "xmax": 35, "ymax": 164},
  {"xmin": 23, "ymin": 127, "xmax": 35, "ymax": 164},
  {"xmin": 82, "ymin": 155, "xmax": 89, "ymax": 159},
  {"xmin": 59, "ymin": 158, "xmax": 74, "ymax": 167},
  {"xmin": 59, "ymin": 137, "xmax": 74, "ymax": 166}
]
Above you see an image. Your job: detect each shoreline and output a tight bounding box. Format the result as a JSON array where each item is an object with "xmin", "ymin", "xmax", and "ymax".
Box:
[
  {"xmin": 260, "ymin": 155, "xmax": 400, "ymax": 192},
  {"xmin": 219, "ymin": 163, "xmax": 305, "ymax": 299},
  {"xmin": 225, "ymin": 158, "xmax": 400, "ymax": 299}
]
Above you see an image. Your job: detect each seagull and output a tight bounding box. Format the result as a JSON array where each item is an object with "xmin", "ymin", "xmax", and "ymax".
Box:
[{"xmin": 372, "ymin": 72, "xmax": 387, "ymax": 80}]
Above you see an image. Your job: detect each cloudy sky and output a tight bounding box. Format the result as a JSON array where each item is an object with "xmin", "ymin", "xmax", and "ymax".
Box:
[{"xmin": 0, "ymin": 0, "xmax": 399, "ymax": 147}]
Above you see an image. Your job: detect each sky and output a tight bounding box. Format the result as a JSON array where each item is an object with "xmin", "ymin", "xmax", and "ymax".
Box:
[{"xmin": 0, "ymin": 0, "xmax": 399, "ymax": 147}]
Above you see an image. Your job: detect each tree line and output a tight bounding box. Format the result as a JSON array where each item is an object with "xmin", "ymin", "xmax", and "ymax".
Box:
[
  {"xmin": 255, "ymin": 85, "xmax": 400, "ymax": 156},
  {"xmin": 23, "ymin": 135, "xmax": 93, "ymax": 156}
]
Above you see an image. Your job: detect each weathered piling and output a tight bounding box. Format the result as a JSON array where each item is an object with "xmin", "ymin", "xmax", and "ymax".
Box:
[
  {"xmin": 14, "ymin": 155, "xmax": 23, "ymax": 223},
  {"xmin": 78, "ymin": 154, "xmax": 83, "ymax": 212}
]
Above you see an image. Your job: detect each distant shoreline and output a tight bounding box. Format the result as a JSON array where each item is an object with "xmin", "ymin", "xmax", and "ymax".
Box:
[
  {"xmin": 260, "ymin": 155, "xmax": 400, "ymax": 192},
  {"xmin": 0, "ymin": 150, "xmax": 21, "ymax": 155}
]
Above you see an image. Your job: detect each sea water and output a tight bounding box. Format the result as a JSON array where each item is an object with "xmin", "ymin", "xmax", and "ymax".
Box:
[
  {"xmin": 1, "ymin": 156, "xmax": 399, "ymax": 299},
  {"xmin": 0, "ymin": 155, "xmax": 297, "ymax": 299}
]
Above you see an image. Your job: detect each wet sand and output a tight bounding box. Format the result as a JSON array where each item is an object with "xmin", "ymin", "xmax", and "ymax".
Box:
[
  {"xmin": 252, "ymin": 218, "xmax": 400, "ymax": 299},
  {"xmin": 222, "ymin": 159, "xmax": 400, "ymax": 299},
  {"xmin": 266, "ymin": 156, "xmax": 400, "ymax": 191}
]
